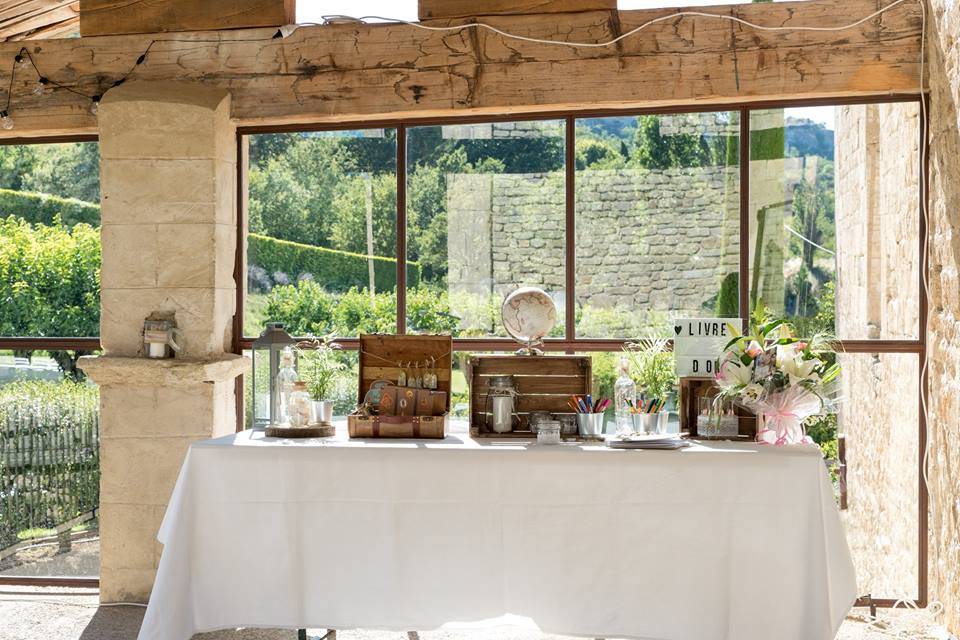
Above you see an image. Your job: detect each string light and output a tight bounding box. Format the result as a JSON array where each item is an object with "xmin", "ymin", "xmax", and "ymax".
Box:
[
  {"xmin": 13, "ymin": 49, "xmax": 28, "ymax": 70},
  {"xmin": 89, "ymin": 95, "xmax": 101, "ymax": 116},
  {"xmin": 0, "ymin": 110, "xmax": 12, "ymax": 130},
  {"xmin": 31, "ymin": 77, "xmax": 48, "ymax": 96}
]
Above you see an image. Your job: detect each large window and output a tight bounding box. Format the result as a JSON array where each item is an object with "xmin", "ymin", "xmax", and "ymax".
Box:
[
  {"xmin": 245, "ymin": 130, "xmax": 398, "ymax": 337},
  {"xmin": 239, "ymin": 99, "xmax": 926, "ymax": 605},
  {"xmin": 0, "ymin": 139, "xmax": 101, "ymax": 585}
]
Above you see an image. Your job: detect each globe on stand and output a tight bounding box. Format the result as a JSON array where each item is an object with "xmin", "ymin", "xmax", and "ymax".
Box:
[{"xmin": 501, "ymin": 287, "xmax": 557, "ymax": 356}]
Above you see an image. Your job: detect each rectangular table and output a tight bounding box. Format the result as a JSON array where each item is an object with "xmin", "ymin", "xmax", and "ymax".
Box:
[{"xmin": 138, "ymin": 425, "xmax": 857, "ymax": 640}]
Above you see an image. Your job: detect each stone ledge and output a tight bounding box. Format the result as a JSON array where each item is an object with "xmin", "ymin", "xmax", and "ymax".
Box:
[{"xmin": 78, "ymin": 354, "xmax": 248, "ymax": 388}]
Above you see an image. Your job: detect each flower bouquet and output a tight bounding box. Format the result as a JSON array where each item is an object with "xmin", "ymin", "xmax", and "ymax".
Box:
[{"xmin": 714, "ymin": 305, "xmax": 841, "ymax": 445}]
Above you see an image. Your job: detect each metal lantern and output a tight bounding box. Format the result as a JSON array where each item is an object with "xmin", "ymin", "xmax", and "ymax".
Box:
[{"xmin": 251, "ymin": 322, "xmax": 298, "ymax": 428}]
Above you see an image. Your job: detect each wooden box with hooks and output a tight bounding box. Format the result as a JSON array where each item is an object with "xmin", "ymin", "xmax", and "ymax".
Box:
[
  {"xmin": 468, "ymin": 355, "xmax": 592, "ymax": 438},
  {"xmin": 347, "ymin": 334, "xmax": 453, "ymax": 439}
]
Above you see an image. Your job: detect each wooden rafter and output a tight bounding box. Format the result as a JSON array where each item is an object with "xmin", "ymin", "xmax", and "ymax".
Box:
[
  {"xmin": 0, "ymin": 0, "xmax": 923, "ymax": 138},
  {"xmin": 0, "ymin": 1, "xmax": 79, "ymax": 41}
]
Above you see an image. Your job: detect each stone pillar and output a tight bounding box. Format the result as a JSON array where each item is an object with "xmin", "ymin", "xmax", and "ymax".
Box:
[{"xmin": 79, "ymin": 81, "xmax": 247, "ymax": 603}]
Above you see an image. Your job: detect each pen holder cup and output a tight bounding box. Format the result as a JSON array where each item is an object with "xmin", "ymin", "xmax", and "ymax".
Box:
[
  {"xmin": 577, "ymin": 413, "xmax": 605, "ymax": 438},
  {"xmin": 633, "ymin": 412, "xmax": 665, "ymax": 435}
]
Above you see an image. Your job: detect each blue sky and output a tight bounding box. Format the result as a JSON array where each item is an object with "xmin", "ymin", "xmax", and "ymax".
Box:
[{"xmin": 296, "ymin": 0, "xmax": 834, "ymax": 129}]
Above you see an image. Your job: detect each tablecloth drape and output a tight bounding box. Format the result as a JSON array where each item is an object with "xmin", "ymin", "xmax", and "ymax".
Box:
[{"xmin": 138, "ymin": 427, "xmax": 856, "ymax": 640}]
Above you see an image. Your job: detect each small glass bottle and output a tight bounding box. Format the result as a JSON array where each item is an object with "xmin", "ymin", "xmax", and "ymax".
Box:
[
  {"xmin": 276, "ymin": 346, "xmax": 299, "ymax": 424},
  {"xmin": 613, "ymin": 357, "xmax": 636, "ymax": 436}
]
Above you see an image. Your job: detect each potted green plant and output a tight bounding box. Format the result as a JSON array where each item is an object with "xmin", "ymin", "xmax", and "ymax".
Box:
[
  {"xmin": 297, "ymin": 336, "xmax": 343, "ymax": 425},
  {"xmin": 624, "ymin": 338, "xmax": 677, "ymax": 408}
]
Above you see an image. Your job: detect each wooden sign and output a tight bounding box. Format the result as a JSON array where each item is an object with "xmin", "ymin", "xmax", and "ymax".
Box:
[{"xmin": 674, "ymin": 318, "xmax": 740, "ymax": 377}]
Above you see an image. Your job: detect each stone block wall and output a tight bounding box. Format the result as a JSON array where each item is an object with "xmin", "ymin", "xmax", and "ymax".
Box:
[
  {"xmin": 926, "ymin": 0, "xmax": 960, "ymax": 628},
  {"xmin": 834, "ymin": 101, "xmax": 923, "ymax": 600},
  {"xmin": 448, "ymin": 166, "xmax": 742, "ymax": 326}
]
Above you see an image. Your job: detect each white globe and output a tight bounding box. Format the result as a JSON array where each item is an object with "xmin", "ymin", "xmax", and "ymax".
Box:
[{"xmin": 501, "ymin": 287, "xmax": 557, "ymax": 350}]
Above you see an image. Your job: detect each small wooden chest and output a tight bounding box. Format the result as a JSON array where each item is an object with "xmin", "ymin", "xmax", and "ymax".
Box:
[
  {"xmin": 347, "ymin": 334, "xmax": 452, "ymax": 439},
  {"xmin": 468, "ymin": 355, "xmax": 592, "ymax": 437}
]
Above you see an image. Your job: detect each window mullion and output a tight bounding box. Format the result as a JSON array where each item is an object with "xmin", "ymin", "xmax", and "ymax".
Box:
[
  {"xmin": 397, "ymin": 124, "xmax": 408, "ymax": 334},
  {"xmin": 565, "ymin": 115, "xmax": 576, "ymax": 344},
  {"xmin": 739, "ymin": 107, "xmax": 751, "ymax": 332}
]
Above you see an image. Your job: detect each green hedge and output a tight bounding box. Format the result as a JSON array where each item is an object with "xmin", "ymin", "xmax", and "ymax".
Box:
[
  {"xmin": 0, "ymin": 189, "xmax": 100, "ymax": 227},
  {"xmin": 249, "ymin": 233, "xmax": 419, "ymax": 292}
]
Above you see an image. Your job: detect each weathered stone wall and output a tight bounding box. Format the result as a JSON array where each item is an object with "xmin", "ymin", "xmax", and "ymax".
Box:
[
  {"xmin": 448, "ymin": 167, "xmax": 741, "ymax": 324},
  {"xmin": 447, "ymin": 160, "xmax": 817, "ymax": 332},
  {"xmin": 835, "ymin": 101, "xmax": 923, "ymax": 601},
  {"xmin": 926, "ymin": 0, "xmax": 960, "ymax": 628}
]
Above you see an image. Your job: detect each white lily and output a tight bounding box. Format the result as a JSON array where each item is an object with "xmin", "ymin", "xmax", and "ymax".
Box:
[
  {"xmin": 718, "ymin": 357, "xmax": 753, "ymax": 387},
  {"xmin": 782, "ymin": 355, "xmax": 818, "ymax": 385}
]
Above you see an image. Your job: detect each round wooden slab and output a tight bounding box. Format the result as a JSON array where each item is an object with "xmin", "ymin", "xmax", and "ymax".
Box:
[{"xmin": 265, "ymin": 424, "xmax": 335, "ymax": 438}]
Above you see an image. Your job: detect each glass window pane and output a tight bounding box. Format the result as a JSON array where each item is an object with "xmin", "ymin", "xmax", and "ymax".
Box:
[
  {"xmin": 245, "ymin": 130, "xmax": 398, "ymax": 338},
  {"xmin": 838, "ymin": 351, "xmax": 919, "ymax": 598},
  {"xmin": 575, "ymin": 112, "xmax": 740, "ymax": 338},
  {"xmin": 0, "ymin": 142, "xmax": 101, "ymax": 338},
  {"xmin": 748, "ymin": 104, "xmax": 920, "ymax": 339},
  {"xmin": 405, "ymin": 120, "xmax": 566, "ymax": 338},
  {"xmin": 0, "ymin": 349, "xmax": 100, "ymax": 579}
]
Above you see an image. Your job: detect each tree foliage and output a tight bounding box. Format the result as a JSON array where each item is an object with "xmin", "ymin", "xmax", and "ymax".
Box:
[{"xmin": 0, "ymin": 216, "xmax": 100, "ymax": 376}]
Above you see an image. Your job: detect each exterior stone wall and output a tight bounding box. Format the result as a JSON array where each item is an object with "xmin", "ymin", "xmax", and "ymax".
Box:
[
  {"xmin": 926, "ymin": 0, "xmax": 960, "ymax": 629},
  {"xmin": 448, "ymin": 166, "xmax": 742, "ymax": 328},
  {"xmin": 835, "ymin": 102, "xmax": 923, "ymax": 601},
  {"xmin": 447, "ymin": 160, "xmax": 816, "ymax": 333}
]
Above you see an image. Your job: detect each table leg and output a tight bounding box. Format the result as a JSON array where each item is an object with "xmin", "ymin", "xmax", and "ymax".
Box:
[{"xmin": 298, "ymin": 630, "xmax": 307, "ymax": 640}]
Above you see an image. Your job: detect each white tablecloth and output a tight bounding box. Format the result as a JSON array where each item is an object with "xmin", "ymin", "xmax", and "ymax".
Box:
[{"xmin": 138, "ymin": 425, "xmax": 856, "ymax": 640}]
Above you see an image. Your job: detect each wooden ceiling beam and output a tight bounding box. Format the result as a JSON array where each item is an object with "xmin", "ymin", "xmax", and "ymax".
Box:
[
  {"xmin": 0, "ymin": 0, "xmax": 923, "ymax": 138},
  {"xmin": 418, "ymin": 0, "xmax": 616, "ymax": 21},
  {"xmin": 78, "ymin": 0, "xmax": 295, "ymax": 37}
]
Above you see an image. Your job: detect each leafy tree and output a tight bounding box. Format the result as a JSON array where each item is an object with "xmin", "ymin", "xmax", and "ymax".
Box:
[
  {"xmin": 715, "ymin": 272, "xmax": 740, "ymax": 317},
  {"xmin": 248, "ymin": 137, "xmax": 344, "ymax": 245},
  {"xmin": 575, "ymin": 136, "xmax": 627, "ymax": 170},
  {"xmin": 632, "ymin": 115, "xmax": 734, "ymax": 169},
  {"xmin": 0, "ymin": 216, "xmax": 100, "ymax": 377},
  {"xmin": 328, "ymin": 173, "xmax": 397, "ymax": 260},
  {"xmin": 23, "ymin": 143, "xmax": 100, "ymax": 204},
  {"xmin": 0, "ymin": 143, "xmax": 99, "ymax": 204}
]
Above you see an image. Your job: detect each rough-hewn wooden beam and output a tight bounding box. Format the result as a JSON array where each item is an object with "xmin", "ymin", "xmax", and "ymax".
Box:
[
  {"xmin": 0, "ymin": 0, "xmax": 922, "ymax": 138},
  {"xmin": 418, "ymin": 0, "xmax": 616, "ymax": 21},
  {"xmin": 79, "ymin": 0, "xmax": 294, "ymax": 37}
]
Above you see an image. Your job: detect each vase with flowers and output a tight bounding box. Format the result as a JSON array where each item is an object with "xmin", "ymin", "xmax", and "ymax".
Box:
[{"xmin": 714, "ymin": 304, "xmax": 841, "ymax": 445}]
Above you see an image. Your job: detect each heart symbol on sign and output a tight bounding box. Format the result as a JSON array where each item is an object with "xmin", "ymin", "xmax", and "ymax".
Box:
[{"xmin": 674, "ymin": 325, "xmax": 682, "ymax": 336}]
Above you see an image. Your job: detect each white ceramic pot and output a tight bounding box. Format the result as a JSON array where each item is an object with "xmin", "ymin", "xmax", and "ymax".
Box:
[{"xmin": 313, "ymin": 400, "xmax": 334, "ymax": 424}]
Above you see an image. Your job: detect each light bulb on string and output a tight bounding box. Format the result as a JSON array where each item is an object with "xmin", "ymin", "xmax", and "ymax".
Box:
[
  {"xmin": 90, "ymin": 96, "xmax": 101, "ymax": 116},
  {"xmin": 14, "ymin": 49, "xmax": 28, "ymax": 71},
  {"xmin": 31, "ymin": 77, "xmax": 49, "ymax": 97},
  {"xmin": 0, "ymin": 111, "xmax": 14, "ymax": 131}
]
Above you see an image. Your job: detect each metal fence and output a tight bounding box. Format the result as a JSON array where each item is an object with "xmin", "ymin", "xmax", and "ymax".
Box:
[{"xmin": 0, "ymin": 381, "xmax": 99, "ymax": 552}]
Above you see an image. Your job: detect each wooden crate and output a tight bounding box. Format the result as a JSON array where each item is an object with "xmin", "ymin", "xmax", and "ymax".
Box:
[
  {"xmin": 468, "ymin": 355, "xmax": 591, "ymax": 437},
  {"xmin": 348, "ymin": 334, "xmax": 452, "ymax": 439},
  {"xmin": 679, "ymin": 377, "xmax": 756, "ymax": 439}
]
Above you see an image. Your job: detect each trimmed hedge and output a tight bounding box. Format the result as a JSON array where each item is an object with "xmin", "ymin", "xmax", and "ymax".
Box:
[
  {"xmin": 249, "ymin": 233, "xmax": 419, "ymax": 292},
  {"xmin": 0, "ymin": 189, "xmax": 100, "ymax": 227},
  {"xmin": 0, "ymin": 187, "xmax": 416, "ymax": 293}
]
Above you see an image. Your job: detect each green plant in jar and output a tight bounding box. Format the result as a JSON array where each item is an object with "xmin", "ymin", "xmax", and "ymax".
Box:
[
  {"xmin": 623, "ymin": 338, "xmax": 677, "ymax": 401},
  {"xmin": 297, "ymin": 336, "xmax": 344, "ymax": 401}
]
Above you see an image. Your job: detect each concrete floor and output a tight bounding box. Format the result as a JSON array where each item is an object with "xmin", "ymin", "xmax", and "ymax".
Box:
[{"xmin": 0, "ymin": 586, "xmax": 949, "ymax": 640}]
